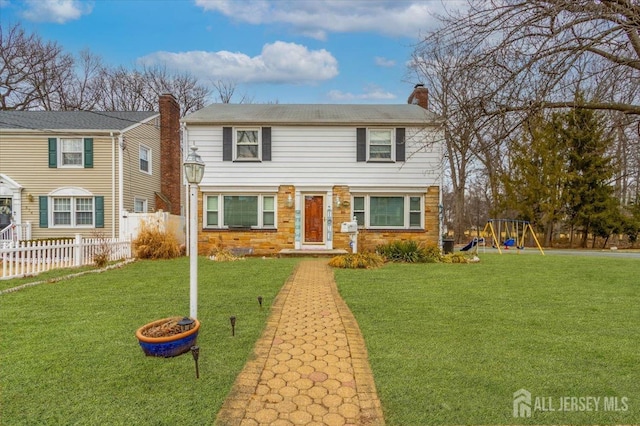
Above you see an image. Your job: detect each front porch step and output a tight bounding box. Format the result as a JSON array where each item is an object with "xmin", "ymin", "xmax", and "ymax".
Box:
[{"xmin": 278, "ymin": 249, "xmax": 348, "ymax": 258}]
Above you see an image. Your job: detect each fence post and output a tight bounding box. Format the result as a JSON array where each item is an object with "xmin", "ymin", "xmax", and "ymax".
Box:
[{"xmin": 74, "ymin": 234, "xmax": 82, "ymax": 266}]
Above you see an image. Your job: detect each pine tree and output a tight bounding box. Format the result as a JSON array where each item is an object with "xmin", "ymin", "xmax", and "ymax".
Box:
[{"xmin": 561, "ymin": 104, "xmax": 615, "ymax": 248}]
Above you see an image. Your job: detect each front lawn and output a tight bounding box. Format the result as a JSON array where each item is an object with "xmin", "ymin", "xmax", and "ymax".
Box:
[
  {"xmin": 0, "ymin": 257, "xmax": 299, "ymax": 425},
  {"xmin": 335, "ymin": 254, "xmax": 640, "ymax": 425}
]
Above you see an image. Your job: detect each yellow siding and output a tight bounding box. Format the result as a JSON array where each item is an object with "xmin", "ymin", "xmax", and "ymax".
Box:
[{"xmin": 121, "ymin": 120, "xmax": 162, "ymax": 213}]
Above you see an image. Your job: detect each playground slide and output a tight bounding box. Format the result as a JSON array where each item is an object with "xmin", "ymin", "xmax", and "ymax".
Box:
[{"xmin": 460, "ymin": 238, "xmax": 483, "ymax": 251}]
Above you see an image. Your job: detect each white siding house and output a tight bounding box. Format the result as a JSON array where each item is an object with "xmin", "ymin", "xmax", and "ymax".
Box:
[{"xmin": 181, "ymin": 85, "xmax": 443, "ymax": 255}]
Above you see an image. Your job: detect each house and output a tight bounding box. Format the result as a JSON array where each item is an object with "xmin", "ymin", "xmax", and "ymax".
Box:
[
  {"xmin": 0, "ymin": 94, "xmax": 182, "ymax": 241},
  {"xmin": 181, "ymin": 84, "xmax": 443, "ymax": 256}
]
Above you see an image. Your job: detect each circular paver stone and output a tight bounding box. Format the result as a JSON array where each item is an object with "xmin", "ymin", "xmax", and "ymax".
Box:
[
  {"xmin": 292, "ymin": 394, "xmax": 313, "ymax": 407},
  {"xmin": 322, "ymin": 394, "xmax": 343, "ymax": 408},
  {"xmin": 307, "ymin": 403, "xmax": 328, "ymax": 417},
  {"xmin": 289, "ymin": 410, "xmax": 313, "ymax": 425},
  {"xmin": 338, "ymin": 402, "xmax": 360, "ymax": 419},
  {"xmin": 322, "ymin": 412, "xmax": 346, "ymax": 426},
  {"xmin": 254, "ymin": 408, "xmax": 278, "ymax": 423},
  {"xmin": 293, "ymin": 378, "xmax": 314, "ymax": 390},
  {"xmin": 308, "ymin": 371, "xmax": 328, "ymax": 382},
  {"xmin": 278, "ymin": 386, "xmax": 299, "ymax": 398},
  {"xmin": 307, "ymin": 385, "xmax": 328, "ymax": 400}
]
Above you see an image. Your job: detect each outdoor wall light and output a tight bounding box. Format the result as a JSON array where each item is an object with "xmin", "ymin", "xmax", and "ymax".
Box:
[
  {"xmin": 285, "ymin": 194, "xmax": 294, "ymax": 208},
  {"xmin": 335, "ymin": 196, "xmax": 342, "ymax": 208}
]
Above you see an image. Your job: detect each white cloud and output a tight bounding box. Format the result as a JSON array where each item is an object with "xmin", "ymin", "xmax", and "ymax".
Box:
[
  {"xmin": 21, "ymin": 0, "xmax": 93, "ymax": 23},
  {"xmin": 195, "ymin": 0, "xmax": 449, "ymax": 39},
  {"xmin": 327, "ymin": 85, "xmax": 396, "ymax": 102},
  {"xmin": 375, "ymin": 56, "xmax": 396, "ymax": 68},
  {"xmin": 138, "ymin": 41, "xmax": 338, "ymax": 84}
]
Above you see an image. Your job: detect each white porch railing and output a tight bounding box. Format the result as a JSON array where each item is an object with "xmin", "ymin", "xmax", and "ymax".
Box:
[
  {"xmin": 0, "ymin": 222, "xmax": 32, "ymax": 247},
  {"xmin": 0, "ymin": 234, "xmax": 132, "ymax": 280}
]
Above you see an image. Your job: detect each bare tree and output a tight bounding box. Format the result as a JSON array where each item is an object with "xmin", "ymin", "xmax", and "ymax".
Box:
[
  {"xmin": 430, "ymin": 0, "xmax": 640, "ymax": 116},
  {"xmin": 211, "ymin": 79, "xmax": 253, "ymax": 104},
  {"xmin": 0, "ymin": 23, "xmax": 72, "ymax": 110}
]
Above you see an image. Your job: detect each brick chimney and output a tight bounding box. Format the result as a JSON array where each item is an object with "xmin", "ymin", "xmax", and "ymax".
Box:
[
  {"xmin": 408, "ymin": 83, "xmax": 429, "ymax": 109},
  {"xmin": 157, "ymin": 93, "xmax": 181, "ymax": 215}
]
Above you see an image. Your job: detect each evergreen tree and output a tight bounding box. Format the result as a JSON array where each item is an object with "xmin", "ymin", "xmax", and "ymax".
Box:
[
  {"xmin": 561, "ymin": 104, "xmax": 615, "ymax": 247},
  {"xmin": 502, "ymin": 113, "xmax": 567, "ymax": 246}
]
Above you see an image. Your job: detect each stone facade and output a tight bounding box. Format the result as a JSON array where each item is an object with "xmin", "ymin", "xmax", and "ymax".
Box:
[{"xmin": 197, "ymin": 185, "xmax": 440, "ymax": 256}]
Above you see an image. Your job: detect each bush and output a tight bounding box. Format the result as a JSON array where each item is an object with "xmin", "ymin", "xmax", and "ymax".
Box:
[
  {"xmin": 328, "ymin": 252, "xmax": 385, "ymax": 269},
  {"xmin": 441, "ymin": 253, "xmax": 473, "ymax": 264},
  {"xmin": 133, "ymin": 221, "xmax": 180, "ymax": 259},
  {"xmin": 375, "ymin": 240, "xmax": 443, "ymax": 263}
]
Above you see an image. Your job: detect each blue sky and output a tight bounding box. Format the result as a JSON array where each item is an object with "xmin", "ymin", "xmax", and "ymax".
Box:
[{"xmin": 0, "ymin": 0, "xmax": 460, "ymax": 104}]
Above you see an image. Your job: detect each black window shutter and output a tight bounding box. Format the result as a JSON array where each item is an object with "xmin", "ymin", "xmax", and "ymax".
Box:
[
  {"xmin": 39, "ymin": 196, "xmax": 48, "ymax": 228},
  {"xmin": 48, "ymin": 138, "xmax": 57, "ymax": 168},
  {"xmin": 262, "ymin": 127, "xmax": 271, "ymax": 161},
  {"xmin": 95, "ymin": 196, "xmax": 104, "ymax": 228},
  {"xmin": 223, "ymin": 127, "xmax": 232, "ymax": 161},
  {"xmin": 396, "ymin": 128, "xmax": 405, "ymax": 162},
  {"xmin": 84, "ymin": 138, "xmax": 94, "ymax": 168},
  {"xmin": 356, "ymin": 128, "xmax": 366, "ymax": 162}
]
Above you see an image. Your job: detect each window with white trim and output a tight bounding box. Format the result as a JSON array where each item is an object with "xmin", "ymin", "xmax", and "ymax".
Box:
[
  {"xmin": 60, "ymin": 138, "xmax": 84, "ymax": 167},
  {"xmin": 53, "ymin": 197, "xmax": 94, "ymax": 227},
  {"xmin": 352, "ymin": 195, "xmax": 423, "ymax": 229},
  {"xmin": 235, "ymin": 128, "xmax": 260, "ymax": 160},
  {"xmin": 139, "ymin": 145, "xmax": 151, "ymax": 173},
  {"xmin": 134, "ymin": 197, "xmax": 147, "ymax": 213},
  {"xmin": 205, "ymin": 194, "xmax": 276, "ymax": 229},
  {"xmin": 368, "ymin": 129, "xmax": 393, "ymax": 161}
]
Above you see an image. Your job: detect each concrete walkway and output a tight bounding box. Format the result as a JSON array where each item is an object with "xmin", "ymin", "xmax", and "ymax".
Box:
[{"xmin": 215, "ymin": 259, "xmax": 385, "ymax": 426}]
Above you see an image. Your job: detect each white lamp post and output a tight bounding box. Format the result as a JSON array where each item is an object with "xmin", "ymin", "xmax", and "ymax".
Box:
[{"xmin": 183, "ymin": 145, "xmax": 205, "ymax": 319}]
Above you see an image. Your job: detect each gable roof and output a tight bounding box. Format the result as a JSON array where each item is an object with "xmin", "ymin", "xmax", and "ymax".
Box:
[
  {"xmin": 182, "ymin": 104, "xmax": 440, "ymax": 126},
  {"xmin": 0, "ymin": 111, "xmax": 158, "ymax": 132}
]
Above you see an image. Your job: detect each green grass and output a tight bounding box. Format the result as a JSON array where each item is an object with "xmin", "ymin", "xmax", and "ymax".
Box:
[
  {"xmin": 335, "ymin": 254, "xmax": 640, "ymax": 425},
  {"xmin": 0, "ymin": 257, "xmax": 299, "ymax": 425}
]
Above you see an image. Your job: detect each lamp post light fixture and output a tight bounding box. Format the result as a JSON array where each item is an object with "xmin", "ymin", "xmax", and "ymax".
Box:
[{"xmin": 184, "ymin": 145, "xmax": 205, "ymax": 319}]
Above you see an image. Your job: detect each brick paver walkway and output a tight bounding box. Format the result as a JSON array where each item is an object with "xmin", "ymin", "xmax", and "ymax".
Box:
[{"xmin": 215, "ymin": 259, "xmax": 385, "ymax": 426}]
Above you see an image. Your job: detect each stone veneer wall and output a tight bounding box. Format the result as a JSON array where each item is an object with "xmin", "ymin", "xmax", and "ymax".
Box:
[{"xmin": 197, "ymin": 185, "xmax": 440, "ymax": 256}]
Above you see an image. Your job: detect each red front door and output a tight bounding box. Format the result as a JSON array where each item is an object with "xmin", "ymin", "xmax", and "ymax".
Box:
[{"xmin": 304, "ymin": 196, "xmax": 324, "ymax": 243}]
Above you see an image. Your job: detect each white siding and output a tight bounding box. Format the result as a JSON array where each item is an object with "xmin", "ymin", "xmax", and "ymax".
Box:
[{"xmin": 187, "ymin": 125, "xmax": 443, "ymax": 189}]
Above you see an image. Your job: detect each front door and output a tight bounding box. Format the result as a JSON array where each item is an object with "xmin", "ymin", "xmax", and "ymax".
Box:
[
  {"xmin": 304, "ymin": 195, "xmax": 324, "ymax": 243},
  {"xmin": 0, "ymin": 197, "xmax": 12, "ymax": 230}
]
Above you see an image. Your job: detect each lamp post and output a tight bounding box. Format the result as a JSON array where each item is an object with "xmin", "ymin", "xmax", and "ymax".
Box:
[{"xmin": 183, "ymin": 145, "xmax": 205, "ymax": 319}]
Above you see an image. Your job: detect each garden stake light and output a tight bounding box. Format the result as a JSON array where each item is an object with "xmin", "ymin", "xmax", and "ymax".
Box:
[
  {"xmin": 230, "ymin": 316, "xmax": 236, "ymax": 336},
  {"xmin": 190, "ymin": 346, "xmax": 200, "ymax": 379},
  {"xmin": 257, "ymin": 296, "xmax": 263, "ymax": 309}
]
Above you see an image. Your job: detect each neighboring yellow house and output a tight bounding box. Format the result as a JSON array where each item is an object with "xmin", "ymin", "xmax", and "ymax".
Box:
[{"xmin": 0, "ymin": 94, "xmax": 183, "ymax": 241}]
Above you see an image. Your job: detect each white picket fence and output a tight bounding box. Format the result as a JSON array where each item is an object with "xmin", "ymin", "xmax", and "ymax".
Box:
[{"xmin": 0, "ymin": 234, "xmax": 132, "ymax": 280}]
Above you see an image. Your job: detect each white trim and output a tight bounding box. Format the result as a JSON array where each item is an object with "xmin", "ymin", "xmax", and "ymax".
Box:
[
  {"xmin": 139, "ymin": 144, "xmax": 152, "ymax": 175},
  {"xmin": 234, "ymin": 127, "xmax": 262, "ymax": 161},
  {"xmin": 49, "ymin": 187, "xmax": 93, "ymax": 196},
  {"xmin": 199, "ymin": 185, "xmax": 279, "ymax": 193}
]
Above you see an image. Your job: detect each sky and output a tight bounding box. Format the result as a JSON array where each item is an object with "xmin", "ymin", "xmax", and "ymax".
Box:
[{"xmin": 0, "ymin": 0, "xmax": 461, "ymax": 105}]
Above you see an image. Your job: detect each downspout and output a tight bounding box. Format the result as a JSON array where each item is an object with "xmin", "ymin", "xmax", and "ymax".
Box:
[
  {"xmin": 111, "ymin": 132, "xmax": 116, "ymax": 239},
  {"xmin": 118, "ymin": 133, "xmax": 125, "ymax": 240}
]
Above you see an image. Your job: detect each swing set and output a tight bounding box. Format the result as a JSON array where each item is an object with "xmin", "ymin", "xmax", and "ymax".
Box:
[{"xmin": 481, "ymin": 219, "xmax": 545, "ymax": 255}]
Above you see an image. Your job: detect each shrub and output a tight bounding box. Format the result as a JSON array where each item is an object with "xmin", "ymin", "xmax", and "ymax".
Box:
[
  {"xmin": 422, "ymin": 244, "xmax": 443, "ymax": 263},
  {"xmin": 133, "ymin": 220, "xmax": 180, "ymax": 259},
  {"xmin": 328, "ymin": 252, "xmax": 385, "ymax": 269},
  {"xmin": 441, "ymin": 253, "xmax": 472, "ymax": 264},
  {"xmin": 375, "ymin": 240, "xmax": 443, "ymax": 263},
  {"xmin": 90, "ymin": 232, "xmax": 112, "ymax": 268}
]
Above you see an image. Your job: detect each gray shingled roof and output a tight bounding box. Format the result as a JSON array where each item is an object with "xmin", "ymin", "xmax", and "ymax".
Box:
[
  {"xmin": 181, "ymin": 104, "xmax": 440, "ymax": 126},
  {"xmin": 0, "ymin": 111, "xmax": 158, "ymax": 131}
]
